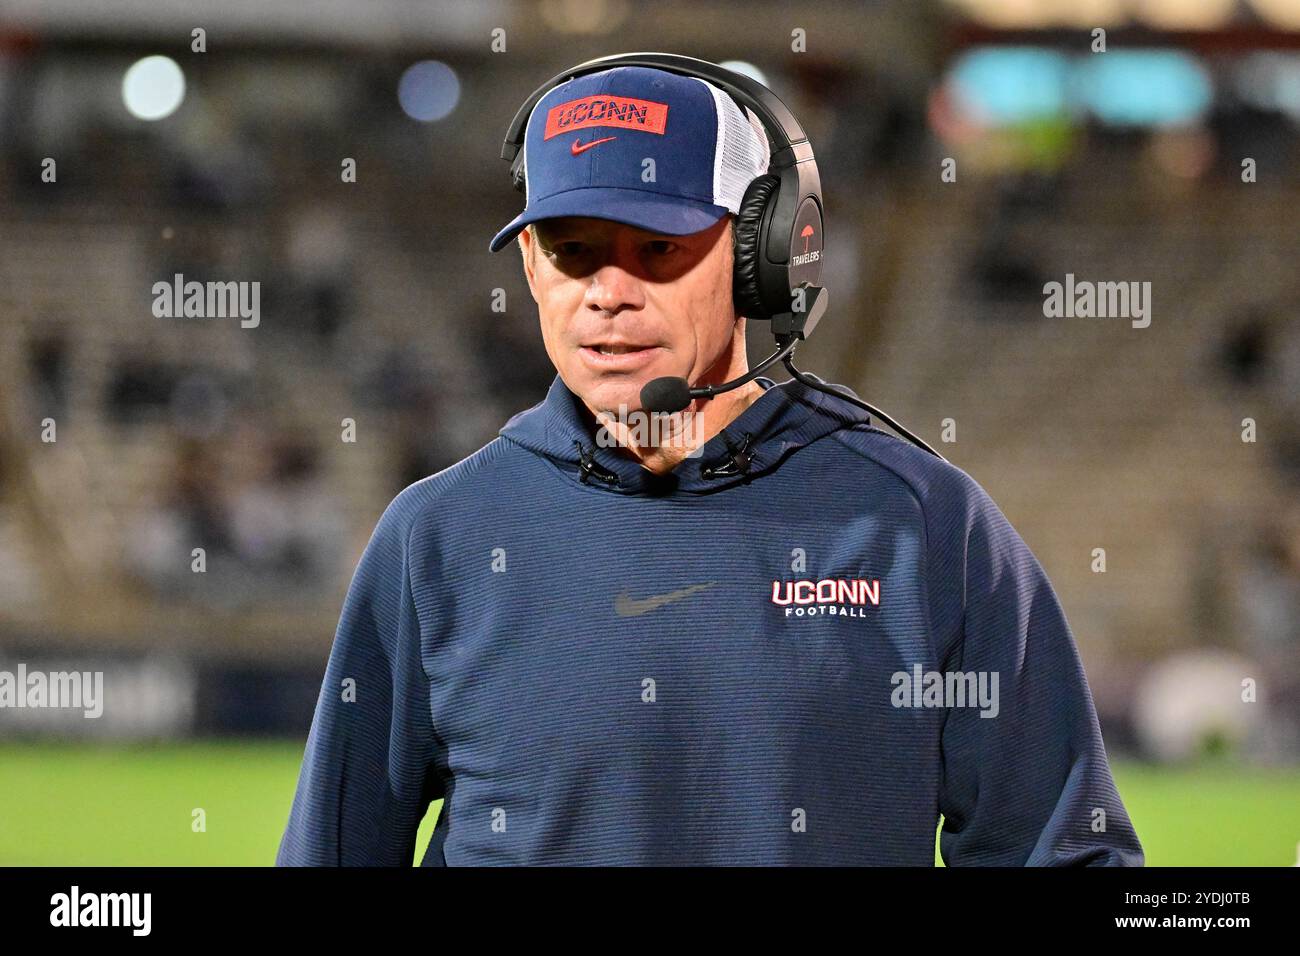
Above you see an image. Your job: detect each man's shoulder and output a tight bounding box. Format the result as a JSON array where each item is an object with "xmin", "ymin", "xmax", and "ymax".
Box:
[
  {"xmin": 373, "ymin": 436, "xmax": 520, "ymax": 538},
  {"xmin": 828, "ymin": 422, "xmax": 991, "ymax": 517}
]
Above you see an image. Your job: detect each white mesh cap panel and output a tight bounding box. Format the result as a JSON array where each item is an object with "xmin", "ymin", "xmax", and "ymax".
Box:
[{"xmin": 691, "ymin": 77, "xmax": 772, "ymax": 213}]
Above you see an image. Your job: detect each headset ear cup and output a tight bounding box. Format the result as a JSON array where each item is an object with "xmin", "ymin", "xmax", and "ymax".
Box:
[{"xmin": 731, "ymin": 174, "xmax": 780, "ymax": 321}]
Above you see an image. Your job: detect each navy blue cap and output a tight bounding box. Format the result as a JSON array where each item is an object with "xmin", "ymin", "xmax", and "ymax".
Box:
[{"xmin": 489, "ymin": 65, "xmax": 769, "ymax": 253}]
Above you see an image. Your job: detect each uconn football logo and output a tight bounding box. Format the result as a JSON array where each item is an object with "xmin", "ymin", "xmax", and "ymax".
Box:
[{"xmin": 770, "ymin": 578, "xmax": 882, "ymax": 619}]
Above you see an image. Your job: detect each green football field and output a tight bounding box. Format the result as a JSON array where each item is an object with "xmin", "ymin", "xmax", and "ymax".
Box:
[{"xmin": 1, "ymin": 741, "xmax": 1297, "ymax": 866}]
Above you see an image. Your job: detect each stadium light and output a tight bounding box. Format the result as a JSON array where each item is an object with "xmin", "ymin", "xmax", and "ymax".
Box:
[
  {"xmin": 398, "ymin": 60, "xmax": 460, "ymax": 123},
  {"xmin": 121, "ymin": 55, "xmax": 185, "ymax": 121}
]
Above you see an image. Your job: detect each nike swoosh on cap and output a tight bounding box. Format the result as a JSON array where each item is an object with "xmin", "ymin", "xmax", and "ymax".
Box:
[
  {"xmin": 614, "ymin": 581, "xmax": 716, "ymax": 618},
  {"xmin": 571, "ymin": 136, "xmax": 617, "ymax": 155}
]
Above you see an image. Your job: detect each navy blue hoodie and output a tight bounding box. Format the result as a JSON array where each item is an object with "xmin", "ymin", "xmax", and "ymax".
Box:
[{"xmin": 277, "ymin": 372, "xmax": 1143, "ymax": 866}]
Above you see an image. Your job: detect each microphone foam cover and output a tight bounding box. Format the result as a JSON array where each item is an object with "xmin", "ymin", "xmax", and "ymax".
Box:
[{"xmin": 640, "ymin": 376, "xmax": 692, "ymax": 414}]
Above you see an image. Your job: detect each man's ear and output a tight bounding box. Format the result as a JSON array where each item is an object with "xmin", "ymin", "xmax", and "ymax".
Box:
[
  {"xmin": 518, "ymin": 225, "xmax": 540, "ymax": 303},
  {"xmin": 517, "ymin": 224, "xmax": 531, "ymax": 271}
]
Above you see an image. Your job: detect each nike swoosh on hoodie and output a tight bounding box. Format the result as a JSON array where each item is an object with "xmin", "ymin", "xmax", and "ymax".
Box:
[{"xmin": 614, "ymin": 581, "xmax": 716, "ymax": 617}]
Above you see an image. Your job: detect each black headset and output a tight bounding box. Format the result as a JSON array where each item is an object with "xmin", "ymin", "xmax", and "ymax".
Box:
[
  {"xmin": 498, "ymin": 52, "xmax": 946, "ymax": 462},
  {"xmin": 499, "ymin": 51, "xmax": 828, "ymax": 340}
]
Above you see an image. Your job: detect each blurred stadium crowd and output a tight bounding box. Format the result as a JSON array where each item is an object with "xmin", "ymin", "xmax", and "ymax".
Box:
[{"xmin": 0, "ymin": 0, "xmax": 1297, "ymax": 760}]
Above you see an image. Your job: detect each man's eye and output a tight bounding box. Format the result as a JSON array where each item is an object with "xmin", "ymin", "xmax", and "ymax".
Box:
[
  {"xmin": 647, "ymin": 240, "xmax": 678, "ymax": 256},
  {"xmin": 552, "ymin": 242, "xmax": 588, "ymax": 257}
]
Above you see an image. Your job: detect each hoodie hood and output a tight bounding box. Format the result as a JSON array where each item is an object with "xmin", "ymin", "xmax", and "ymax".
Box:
[{"xmin": 498, "ymin": 372, "xmax": 871, "ymax": 496}]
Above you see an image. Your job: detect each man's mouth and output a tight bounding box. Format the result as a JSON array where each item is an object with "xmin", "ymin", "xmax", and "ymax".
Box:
[
  {"xmin": 578, "ymin": 342, "xmax": 664, "ymax": 369},
  {"xmin": 582, "ymin": 339, "xmax": 658, "ymax": 353}
]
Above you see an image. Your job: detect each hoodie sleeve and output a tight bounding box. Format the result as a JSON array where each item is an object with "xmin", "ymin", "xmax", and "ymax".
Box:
[
  {"xmin": 276, "ymin": 492, "xmax": 442, "ymax": 866},
  {"xmin": 933, "ymin": 473, "xmax": 1143, "ymax": 867}
]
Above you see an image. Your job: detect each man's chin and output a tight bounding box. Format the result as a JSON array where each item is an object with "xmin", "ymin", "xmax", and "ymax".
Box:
[{"xmin": 581, "ymin": 378, "xmax": 649, "ymax": 417}]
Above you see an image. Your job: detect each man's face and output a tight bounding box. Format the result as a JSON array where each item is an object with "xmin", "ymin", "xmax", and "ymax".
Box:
[{"xmin": 519, "ymin": 215, "xmax": 736, "ymax": 415}]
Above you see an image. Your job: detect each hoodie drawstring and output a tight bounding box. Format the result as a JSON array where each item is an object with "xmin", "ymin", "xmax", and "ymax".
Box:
[
  {"xmin": 700, "ymin": 431, "xmax": 754, "ymax": 481},
  {"xmin": 574, "ymin": 441, "xmax": 620, "ymax": 486}
]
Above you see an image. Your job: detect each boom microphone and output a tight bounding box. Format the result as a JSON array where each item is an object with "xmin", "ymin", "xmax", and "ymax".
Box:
[
  {"xmin": 637, "ymin": 278, "xmax": 944, "ymax": 461},
  {"xmin": 638, "ymin": 335, "xmax": 948, "ymax": 462},
  {"xmin": 639, "ymin": 377, "xmax": 694, "ymax": 415},
  {"xmin": 640, "ymin": 335, "xmax": 801, "ymax": 413}
]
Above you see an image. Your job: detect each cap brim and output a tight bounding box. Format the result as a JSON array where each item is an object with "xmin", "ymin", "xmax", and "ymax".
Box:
[{"xmin": 488, "ymin": 187, "xmax": 730, "ymax": 252}]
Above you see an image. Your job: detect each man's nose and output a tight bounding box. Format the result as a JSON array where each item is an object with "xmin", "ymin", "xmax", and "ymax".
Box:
[{"xmin": 584, "ymin": 261, "xmax": 645, "ymax": 315}]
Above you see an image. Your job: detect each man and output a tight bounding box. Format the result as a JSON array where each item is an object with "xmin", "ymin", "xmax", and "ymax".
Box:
[{"xmin": 277, "ymin": 63, "xmax": 1143, "ymax": 866}]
